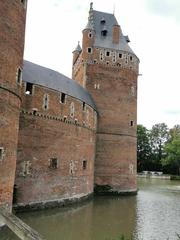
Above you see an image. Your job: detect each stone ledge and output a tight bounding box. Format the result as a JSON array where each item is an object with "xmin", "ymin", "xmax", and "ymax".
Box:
[
  {"xmin": 94, "ymin": 184, "xmax": 138, "ymax": 196},
  {"xmin": 13, "ymin": 192, "xmax": 94, "ymax": 213}
]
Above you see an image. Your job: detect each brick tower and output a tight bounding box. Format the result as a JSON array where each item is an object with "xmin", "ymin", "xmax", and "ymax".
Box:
[
  {"xmin": 0, "ymin": 0, "xmax": 27, "ymax": 209},
  {"xmin": 72, "ymin": 3, "xmax": 139, "ymax": 194}
]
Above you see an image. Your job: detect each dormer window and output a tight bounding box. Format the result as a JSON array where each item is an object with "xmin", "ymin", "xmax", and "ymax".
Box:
[
  {"xmin": 101, "ymin": 30, "xmax": 107, "ymax": 37},
  {"xmin": 100, "ymin": 18, "xmax": 106, "ymax": 24}
]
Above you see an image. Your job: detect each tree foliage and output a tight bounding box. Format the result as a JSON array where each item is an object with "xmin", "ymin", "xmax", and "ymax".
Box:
[
  {"xmin": 137, "ymin": 125, "xmax": 152, "ymax": 172},
  {"xmin": 136, "ymin": 123, "xmax": 180, "ymax": 174},
  {"xmin": 162, "ymin": 125, "xmax": 180, "ymax": 174}
]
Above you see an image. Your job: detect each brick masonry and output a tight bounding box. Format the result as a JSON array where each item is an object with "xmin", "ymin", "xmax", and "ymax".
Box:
[
  {"xmin": 14, "ymin": 85, "xmax": 96, "ymax": 207},
  {"xmin": 0, "ymin": 0, "xmax": 26, "ymax": 209},
  {"xmin": 0, "ymin": 2, "xmax": 139, "ymax": 210}
]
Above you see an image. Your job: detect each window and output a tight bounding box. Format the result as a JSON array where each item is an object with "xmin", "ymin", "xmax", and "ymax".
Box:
[
  {"xmin": 119, "ymin": 53, "xmax": 122, "ymax": 58},
  {"xmin": 130, "ymin": 120, "xmax": 134, "ymax": 126},
  {"xmin": 88, "ymin": 32, "xmax": 92, "ymax": 38},
  {"xmin": 82, "ymin": 102, "xmax": 86, "ymax": 111},
  {"xmin": 101, "ymin": 30, "xmax": 107, "ymax": 37},
  {"xmin": 106, "ymin": 51, "xmax": 110, "ymax": 57},
  {"xmin": 25, "ymin": 82, "xmax": 33, "ymax": 95},
  {"xmin": 49, "ymin": 158, "xmax": 58, "ymax": 169},
  {"xmin": 70, "ymin": 102, "xmax": 75, "ymax": 118},
  {"xmin": 82, "ymin": 160, "xmax": 87, "ymax": 170},
  {"xmin": 94, "ymin": 83, "xmax": 100, "ymax": 89},
  {"xmin": 87, "ymin": 47, "xmax": 92, "ymax": 54},
  {"xmin": 60, "ymin": 93, "xmax": 66, "ymax": 104},
  {"xmin": 43, "ymin": 94, "xmax": 49, "ymax": 110},
  {"xmin": 21, "ymin": 0, "xmax": 27, "ymax": 8},
  {"xmin": 130, "ymin": 56, "xmax": 133, "ymax": 61},
  {"xmin": 0, "ymin": 147, "xmax": 4, "ymax": 161},
  {"xmin": 100, "ymin": 18, "xmax": 106, "ymax": 24},
  {"xmin": 16, "ymin": 68, "xmax": 22, "ymax": 84}
]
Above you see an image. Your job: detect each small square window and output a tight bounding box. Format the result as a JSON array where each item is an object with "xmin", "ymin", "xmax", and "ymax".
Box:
[
  {"xmin": 49, "ymin": 158, "xmax": 58, "ymax": 169},
  {"xmin": 83, "ymin": 160, "xmax": 87, "ymax": 170},
  {"xmin": 119, "ymin": 53, "xmax": 122, "ymax": 58},
  {"xmin": 106, "ymin": 51, "xmax": 110, "ymax": 57},
  {"xmin": 87, "ymin": 47, "xmax": 92, "ymax": 54},
  {"xmin": 130, "ymin": 120, "xmax": 134, "ymax": 126}
]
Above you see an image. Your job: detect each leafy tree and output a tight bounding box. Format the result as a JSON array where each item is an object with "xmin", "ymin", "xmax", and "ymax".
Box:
[
  {"xmin": 169, "ymin": 124, "xmax": 180, "ymax": 141},
  {"xmin": 149, "ymin": 123, "xmax": 169, "ymax": 170},
  {"xmin": 162, "ymin": 136, "xmax": 180, "ymax": 174},
  {"xmin": 137, "ymin": 124, "xmax": 152, "ymax": 172},
  {"xmin": 162, "ymin": 125, "xmax": 180, "ymax": 174}
]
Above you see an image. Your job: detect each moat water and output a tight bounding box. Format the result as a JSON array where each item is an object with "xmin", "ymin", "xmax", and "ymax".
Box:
[{"xmin": 1, "ymin": 178, "xmax": 180, "ymax": 240}]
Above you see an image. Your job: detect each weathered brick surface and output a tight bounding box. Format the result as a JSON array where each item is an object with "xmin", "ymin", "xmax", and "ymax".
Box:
[
  {"xmin": 0, "ymin": 0, "xmax": 26, "ymax": 208},
  {"xmin": 15, "ymin": 86, "xmax": 96, "ymax": 206},
  {"xmin": 87, "ymin": 63, "xmax": 138, "ymax": 192}
]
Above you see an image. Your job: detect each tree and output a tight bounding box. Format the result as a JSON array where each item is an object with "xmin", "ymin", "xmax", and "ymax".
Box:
[
  {"xmin": 162, "ymin": 136, "xmax": 180, "ymax": 175},
  {"xmin": 149, "ymin": 123, "xmax": 169, "ymax": 170},
  {"xmin": 137, "ymin": 124, "xmax": 152, "ymax": 172},
  {"xmin": 169, "ymin": 124, "xmax": 180, "ymax": 141}
]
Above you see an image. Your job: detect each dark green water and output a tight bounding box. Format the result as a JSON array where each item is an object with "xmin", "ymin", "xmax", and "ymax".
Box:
[{"xmin": 1, "ymin": 178, "xmax": 180, "ymax": 240}]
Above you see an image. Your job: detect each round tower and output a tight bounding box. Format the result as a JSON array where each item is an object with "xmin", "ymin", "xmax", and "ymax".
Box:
[
  {"xmin": 0, "ymin": 0, "xmax": 27, "ymax": 209},
  {"xmin": 82, "ymin": 4, "xmax": 95, "ymax": 63},
  {"xmin": 72, "ymin": 42, "xmax": 82, "ymax": 65}
]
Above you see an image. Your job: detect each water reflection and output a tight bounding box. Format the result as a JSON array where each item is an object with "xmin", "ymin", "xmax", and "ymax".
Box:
[
  {"xmin": 134, "ymin": 178, "xmax": 180, "ymax": 240},
  {"xmin": 1, "ymin": 179, "xmax": 180, "ymax": 240}
]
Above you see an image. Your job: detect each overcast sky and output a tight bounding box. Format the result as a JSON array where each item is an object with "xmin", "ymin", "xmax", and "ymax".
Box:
[{"xmin": 24, "ymin": 0, "xmax": 180, "ymax": 129}]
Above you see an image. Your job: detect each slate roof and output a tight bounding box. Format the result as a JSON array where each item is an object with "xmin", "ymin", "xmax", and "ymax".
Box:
[
  {"xmin": 86, "ymin": 9, "xmax": 135, "ymax": 55},
  {"xmin": 23, "ymin": 60, "xmax": 97, "ymax": 111}
]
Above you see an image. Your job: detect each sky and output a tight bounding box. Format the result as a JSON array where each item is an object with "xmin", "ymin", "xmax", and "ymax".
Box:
[{"xmin": 24, "ymin": 0, "xmax": 180, "ymax": 129}]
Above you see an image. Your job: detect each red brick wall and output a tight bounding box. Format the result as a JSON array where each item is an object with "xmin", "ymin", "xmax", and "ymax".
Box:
[
  {"xmin": 86, "ymin": 63, "xmax": 138, "ymax": 193},
  {"xmin": 0, "ymin": 91, "xmax": 21, "ymax": 207},
  {"xmin": 0, "ymin": 0, "xmax": 27, "ymax": 208},
  {"xmin": 15, "ymin": 85, "xmax": 97, "ymax": 206}
]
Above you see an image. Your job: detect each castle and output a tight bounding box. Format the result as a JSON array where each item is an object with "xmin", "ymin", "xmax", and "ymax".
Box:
[{"xmin": 0, "ymin": 1, "xmax": 139, "ymax": 211}]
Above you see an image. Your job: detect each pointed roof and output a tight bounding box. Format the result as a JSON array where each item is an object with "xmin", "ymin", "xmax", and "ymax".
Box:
[
  {"xmin": 83, "ymin": 2, "xmax": 94, "ymax": 31},
  {"xmin": 83, "ymin": 4, "xmax": 136, "ymax": 56},
  {"xmin": 73, "ymin": 42, "xmax": 82, "ymax": 53},
  {"xmin": 92, "ymin": 10, "xmax": 135, "ymax": 54}
]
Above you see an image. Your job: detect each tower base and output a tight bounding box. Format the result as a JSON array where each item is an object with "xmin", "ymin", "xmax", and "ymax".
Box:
[{"xmin": 94, "ymin": 184, "xmax": 137, "ymax": 196}]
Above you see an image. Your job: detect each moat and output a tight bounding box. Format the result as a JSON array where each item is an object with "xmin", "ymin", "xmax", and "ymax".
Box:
[{"xmin": 1, "ymin": 178, "xmax": 180, "ymax": 240}]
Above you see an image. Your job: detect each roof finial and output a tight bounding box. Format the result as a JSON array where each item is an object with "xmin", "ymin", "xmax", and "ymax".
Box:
[
  {"xmin": 113, "ymin": 3, "xmax": 116, "ymax": 15},
  {"xmin": 90, "ymin": 2, "xmax": 93, "ymax": 11}
]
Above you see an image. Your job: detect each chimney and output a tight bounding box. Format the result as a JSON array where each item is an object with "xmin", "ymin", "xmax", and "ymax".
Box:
[{"xmin": 112, "ymin": 24, "xmax": 120, "ymax": 44}]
